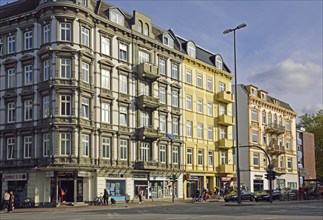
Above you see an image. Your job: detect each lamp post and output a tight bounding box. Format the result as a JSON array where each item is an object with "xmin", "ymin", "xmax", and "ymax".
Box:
[{"xmin": 223, "ymin": 23, "xmax": 247, "ymax": 204}]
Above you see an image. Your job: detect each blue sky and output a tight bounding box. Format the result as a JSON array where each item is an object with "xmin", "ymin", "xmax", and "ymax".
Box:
[{"xmin": 1, "ymin": 0, "xmax": 322, "ymax": 117}]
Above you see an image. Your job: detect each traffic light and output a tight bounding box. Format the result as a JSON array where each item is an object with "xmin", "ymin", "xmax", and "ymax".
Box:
[{"xmin": 270, "ymin": 171, "xmax": 276, "ymax": 180}]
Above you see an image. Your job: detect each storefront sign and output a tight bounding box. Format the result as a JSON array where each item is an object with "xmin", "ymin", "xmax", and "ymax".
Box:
[
  {"xmin": 78, "ymin": 171, "xmax": 90, "ymax": 177},
  {"xmin": 3, "ymin": 173, "xmax": 27, "ymax": 181},
  {"xmin": 221, "ymin": 177, "xmax": 231, "ymax": 182}
]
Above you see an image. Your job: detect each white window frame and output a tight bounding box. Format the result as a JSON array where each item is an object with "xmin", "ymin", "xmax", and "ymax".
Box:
[
  {"xmin": 24, "ymin": 65, "xmax": 33, "ymax": 85},
  {"xmin": 198, "ymin": 149, "xmax": 203, "ymax": 165},
  {"xmin": 220, "ymin": 127, "xmax": 226, "ymax": 139},
  {"xmin": 197, "ymin": 74, "xmax": 203, "ymax": 87},
  {"xmin": 24, "ymin": 136, "xmax": 32, "ymax": 158},
  {"xmin": 140, "ymin": 142, "xmax": 150, "ymax": 161},
  {"xmin": 207, "ymin": 102, "xmax": 213, "ymax": 116},
  {"xmin": 186, "ymin": 121, "xmax": 192, "ymax": 137},
  {"xmin": 171, "ymin": 63, "xmax": 178, "ymax": 79},
  {"xmin": 139, "ymin": 50, "xmax": 150, "ymax": 63},
  {"xmin": 60, "ymin": 133, "xmax": 71, "ymax": 156},
  {"xmin": 60, "ymin": 58, "xmax": 71, "ymax": 79},
  {"xmin": 24, "ymin": 99, "xmax": 33, "ymax": 121},
  {"xmin": 24, "ymin": 31, "xmax": 32, "ymax": 50},
  {"xmin": 172, "ymin": 118, "xmax": 179, "ymax": 135},
  {"xmin": 140, "ymin": 111, "xmax": 150, "ymax": 127},
  {"xmin": 101, "ymin": 69, "xmax": 110, "ymax": 89},
  {"xmin": 81, "ymin": 26, "xmax": 90, "ymax": 47},
  {"xmin": 186, "ymin": 95, "xmax": 192, "ymax": 110},
  {"xmin": 8, "ymin": 68, "xmax": 16, "ymax": 88},
  {"xmin": 208, "ymin": 150, "xmax": 213, "ymax": 166},
  {"xmin": 221, "ymin": 151, "xmax": 226, "ymax": 164},
  {"xmin": 120, "ymin": 139, "xmax": 128, "ymax": 160},
  {"xmin": 102, "ymin": 102, "xmax": 111, "ymax": 123},
  {"xmin": 287, "ymin": 157, "xmax": 292, "ymax": 169},
  {"xmin": 251, "ymin": 109, "xmax": 258, "ymax": 121},
  {"xmin": 61, "ymin": 23, "xmax": 71, "ymax": 41},
  {"xmin": 43, "ymin": 24, "xmax": 50, "ymax": 44},
  {"xmin": 60, "ymin": 95, "xmax": 71, "ymax": 116},
  {"xmin": 172, "ymin": 146, "xmax": 178, "ymax": 164},
  {"xmin": 0, "ymin": 38, "xmax": 3, "ymax": 55},
  {"xmin": 186, "ymin": 69, "xmax": 192, "ymax": 84},
  {"xmin": 119, "ymin": 106, "xmax": 128, "ymax": 126},
  {"xmin": 43, "ymin": 133, "xmax": 50, "ymax": 157},
  {"xmin": 101, "ymin": 36, "xmax": 110, "ymax": 56},
  {"xmin": 219, "ymin": 104, "xmax": 226, "ymax": 116},
  {"xmin": 159, "ymin": 87, "xmax": 166, "ymax": 104},
  {"xmin": 7, "ymin": 35, "xmax": 15, "ymax": 53},
  {"xmin": 207, "ymin": 78, "xmax": 213, "ymax": 91},
  {"xmin": 159, "ymin": 58, "xmax": 166, "ymax": 75},
  {"xmin": 218, "ymin": 82, "xmax": 226, "ymax": 92},
  {"xmin": 119, "ymin": 74, "xmax": 128, "ymax": 94},
  {"xmin": 187, "ymin": 148, "xmax": 192, "ymax": 165},
  {"xmin": 208, "ymin": 125, "xmax": 213, "ymax": 140},
  {"xmin": 159, "ymin": 144, "xmax": 166, "ymax": 163},
  {"xmin": 197, "ymin": 98, "xmax": 203, "ymax": 113},
  {"xmin": 82, "ymin": 97, "xmax": 89, "ymax": 119},
  {"xmin": 197, "ymin": 123, "xmax": 203, "ymax": 138},
  {"xmin": 82, "ymin": 62, "xmax": 90, "ymax": 83},
  {"xmin": 252, "ymin": 130, "xmax": 258, "ymax": 143},
  {"xmin": 43, "ymin": 60, "xmax": 50, "ymax": 81},
  {"xmin": 171, "ymin": 90, "xmax": 179, "ymax": 107},
  {"xmin": 119, "ymin": 43, "xmax": 128, "ymax": 61},
  {"xmin": 187, "ymin": 42, "xmax": 196, "ymax": 58},
  {"xmin": 253, "ymin": 152, "xmax": 260, "ymax": 167},
  {"xmin": 7, "ymin": 102, "xmax": 16, "ymax": 123},
  {"xmin": 43, "ymin": 96, "xmax": 50, "ymax": 118},
  {"xmin": 159, "ymin": 115, "xmax": 166, "ymax": 132},
  {"xmin": 7, "ymin": 138, "xmax": 15, "ymax": 159},
  {"xmin": 82, "ymin": 134, "xmax": 90, "ymax": 157},
  {"xmin": 102, "ymin": 137, "xmax": 111, "ymax": 159}
]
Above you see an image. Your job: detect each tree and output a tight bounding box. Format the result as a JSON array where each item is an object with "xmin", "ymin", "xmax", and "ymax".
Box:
[{"xmin": 298, "ymin": 109, "xmax": 323, "ymax": 178}]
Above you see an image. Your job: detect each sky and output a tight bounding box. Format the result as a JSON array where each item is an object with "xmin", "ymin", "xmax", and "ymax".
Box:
[{"xmin": 1, "ymin": 0, "xmax": 322, "ymax": 117}]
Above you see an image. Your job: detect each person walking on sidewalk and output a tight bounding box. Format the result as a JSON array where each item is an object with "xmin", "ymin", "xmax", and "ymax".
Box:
[
  {"xmin": 138, "ymin": 188, "xmax": 144, "ymax": 204},
  {"xmin": 103, "ymin": 189, "xmax": 109, "ymax": 206},
  {"xmin": 7, "ymin": 191, "xmax": 15, "ymax": 213},
  {"xmin": 2, "ymin": 191, "xmax": 10, "ymax": 210}
]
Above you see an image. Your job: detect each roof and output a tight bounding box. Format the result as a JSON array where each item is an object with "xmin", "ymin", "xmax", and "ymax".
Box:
[{"xmin": 0, "ymin": 0, "xmax": 38, "ymax": 20}]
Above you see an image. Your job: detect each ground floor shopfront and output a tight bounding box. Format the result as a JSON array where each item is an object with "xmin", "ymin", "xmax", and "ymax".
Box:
[{"xmin": 0, "ymin": 169, "xmax": 184, "ymax": 206}]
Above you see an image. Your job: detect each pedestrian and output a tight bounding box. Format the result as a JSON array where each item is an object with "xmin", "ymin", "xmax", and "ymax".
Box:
[
  {"xmin": 2, "ymin": 191, "xmax": 10, "ymax": 210},
  {"xmin": 60, "ymin": 188, "xmax": 65, "ymax": 203},
  {"xmin": 103, "ymin": 189, "xmax": 109, "ymax": 206},
  {"xmin": 7, "ymin": 191, "xmax": 14, "ymax": 213},
  {"xmin": 138, "ymin": 188, "xmax": 144, "ymax": 204}
]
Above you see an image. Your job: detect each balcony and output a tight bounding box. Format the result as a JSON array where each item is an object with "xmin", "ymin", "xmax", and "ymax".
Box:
[
  {"xmin": 217, "ymin": 91, "xmax": 234, "ymax": 103},
  {"xmin": 265, "ymin": 123, "xmax": 285, "ymax": 135},
  {"xmin": 217, "ymin": 164, "xmax": 235, "ymax": 174},
  {"xmin": 217, "ymin": 138, "xmax": 233, "ymax": 149},
  {"xmin": 136, "ymin": 126, "xmax": 163, "ymax": 139},
  {"xmin": 217, "ymin": 114, "xmax": 235, "ymax": 126},
  {"xmin": 267, "ymin": 144, "xmax": 285, "ymax": 156},
  {"xmin": 134, "ymin": 161, "xmax": 158, "ymax": 170},
  {"xmin": 136, "ymin": 95, "xmax": 160, "ymax": 110},
  {"xmin": 137, "ymin": 63, "xmax": 159, "ymax": 80}
]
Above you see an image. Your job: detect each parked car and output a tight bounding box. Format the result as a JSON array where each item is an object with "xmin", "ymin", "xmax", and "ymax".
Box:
[
  {"xmin": 224, "ymin": 190, "xmax": 254, "ymax": 202},
  {"xmin": 254, "ymin": 190, "xmax": 282, "ymax": 202}
]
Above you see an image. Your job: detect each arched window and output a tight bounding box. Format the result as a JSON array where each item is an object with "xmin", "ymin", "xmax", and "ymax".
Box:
[
  {"xmin": 144, "ymin": 23, "xmax": 149, "ymax": 36},
  {"xmin": 138, "ymin": 20, "xmax": 143, "ymax": 33},
  {"xmin": 215, "ymin": 55, "xmax": 223, "ymax": 70},
  {"xmin": 187, "ymin": 42, "xmax": 196, "ymax": 58}
]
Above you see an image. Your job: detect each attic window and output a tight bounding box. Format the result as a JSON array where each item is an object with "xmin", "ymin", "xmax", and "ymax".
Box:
[
  {"xmin": 215, "ymin": 55, "xmax": 223, "ymax": 70},
  {"xmin": 261, "ymin": 93, "xmax": 266, "ymax": 100},
  {"xmin": 163, "ymin": 36, "xmax": 169, "ymax": 45},
  {"xmin": 251, "ymin": 88, "xmax": 257, "ymax": 95},
  {"xmin": 187, "ymin": 42, "xmax": 196, "ymax": 58},
  {"xmin": 110, "ymin": 9, "xmax": 124, "ymax": 26}
]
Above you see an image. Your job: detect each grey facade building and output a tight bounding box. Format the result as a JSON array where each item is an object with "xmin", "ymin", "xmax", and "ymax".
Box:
[{"xmin": 0, "ymin": 0, "xmax": 186, "ymax": 205}]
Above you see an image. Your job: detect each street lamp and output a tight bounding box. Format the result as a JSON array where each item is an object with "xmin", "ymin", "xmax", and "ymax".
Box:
[{"xmin": 223, "ymin": 23, "xmax": 247, "ymax": 204}]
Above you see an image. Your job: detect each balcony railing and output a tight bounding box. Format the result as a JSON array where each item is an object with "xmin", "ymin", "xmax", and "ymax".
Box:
[
  {"xmin": 137, "ymin": 63, "xmax": 159, "ymax": 80},
  {"xmin": 136, "ymin": 95, "xmax": 160, "ymax": 110},
  {"xmin": 217, "ymin": 164, "xmax": 235, "ymax": 174},
  {"xmin": 217, "ymin": 114, "xmax": 235, "ymax": 126},
  {"xmin": 267, "ymin": 144, "xmax": 285, "ymax": 155},
  {"xmin": 217, "ymin": 138, "xmax": 233, "ymax": 149},
  {"xmin": 265, "ymin": 123, "xmax": 285, "ymax": 135},
  {"xmin": 216, "ymin": 91, "xmax": 234, "ymax": 103},
  {"xmin": 134, "ymin": 161, "xmax": 158, "ymax": 170},
  {"xmin": 136, "ymin": 126, "xmax": 163, "ymax": 139}
]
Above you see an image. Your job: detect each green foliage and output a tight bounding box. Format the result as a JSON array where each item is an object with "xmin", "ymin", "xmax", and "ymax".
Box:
[{"xmin": 298, "ymin": 109, "xmax": 323, "ymax": 178}]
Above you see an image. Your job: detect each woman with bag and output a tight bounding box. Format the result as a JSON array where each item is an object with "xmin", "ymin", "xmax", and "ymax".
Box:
[{"xmin": 7, "ymin": 191, "xmax": 15, "ymax": 213}]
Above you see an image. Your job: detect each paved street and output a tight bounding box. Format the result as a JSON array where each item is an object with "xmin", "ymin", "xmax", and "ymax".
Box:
[{"xmin": 0, "ymin": 199, "xmax": 322, "ymax": 220}]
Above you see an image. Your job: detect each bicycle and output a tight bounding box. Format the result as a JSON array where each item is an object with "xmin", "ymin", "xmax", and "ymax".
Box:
[{"xmin": 93, "ymin": 194, "xmax": 104, "ymax": 205}]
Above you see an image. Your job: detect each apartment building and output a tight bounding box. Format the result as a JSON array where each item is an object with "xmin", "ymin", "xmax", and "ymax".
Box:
[
  {"xmin": 0, "ymin": 0, "xmax": 187, "ymax": 205},
  {"xmin": 235, "ymin": 84, "xmax": 298, "ymax": 192}
]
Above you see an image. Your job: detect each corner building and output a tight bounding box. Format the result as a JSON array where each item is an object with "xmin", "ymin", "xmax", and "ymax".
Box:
[{"xmin": 0, "ymin": 0, "xmax": 186, "ymax": 205}]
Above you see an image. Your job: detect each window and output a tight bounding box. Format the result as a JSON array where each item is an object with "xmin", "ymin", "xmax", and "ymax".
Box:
[
  {"xmin": 120, "ymin": 139, "xmax": 128, "ymax": 160},
  {"xmin": 187, "ymin": 148, "xmax": 192, "ymax": 165},
  {"xmin": 207, "ymin": 78, "xmax": 213, "ymax": 91},
  {"xmin": 208, "ymin": 125, "xmax": 213, "ymax": 140},
  {"xmin": 171, "ymin": 63, "xmax": 178, "ymax": 79},
  {"xmin": 286, "ymin": 120, "xmax": 291, "ymax": 131},
  {"xmin": 7, "ymin": 138, "xmax": 15, "ymax": 159},
  {"xmin": 60, "ymin": 95, "xmax": 71, "ymax": 116},
  {"xmin": 279, "ymin": 116, "xmax": 283, "ymax": 127},
  {"xmin": 220, "ymin": 127, "xmax": 227, "ymax": 139},
  {"xmin": 253, "ymin": 152, "xmax": 260, "ymax": 167},
  {"xmin": 81, "ymin": 0, "xmax": 87, "ymax": 7},
  {"xmin": 262, "ymin": 111, "xmax": 266, "ymax": 124},
  {"xmin": 24, "ymin": 99, "xmax": 33, "ymax": 121},
  {"xmin": 82, "ymin": 134, "xmax": 89, "ymax": 156},
  {"xmin": 139, "ymin": 50, "xmax": 150, "ymax": 63},
  {"xmin": 43, "ymin": 96, "xmax": 50, "ymax": 118},
  {"xmin": 8, "ymin": 68, "xmax": 16, "ymax": 88},
  {"xmin": 187, "ymin": 42, "xmax": 196, "ymax": 58},
  {"xmin": 43, "ymin": 133, "xmax": 50, "ymax": 157},
  {"xmin": 251, "ymin": 109, "xmax": 258, "ymax": 121},
  {"xmin": 219, "ymin": 104, "xmax": 226, "ymax": 115},
  {"xmin": 159, "ymin": 58, "xmax": 166, "ymax": 75},
  {"xmin": 286, "ymin": 139, "xmax": 291, "ymax": 150},
  {"xmin": 81, "ymin": 63, "xmax": 90, "ymax": 83},
  {"xmin": 215, "ymin": 55, "xmax": 223, "ymax": 70},
  {"xmin": 186, "ymin": 121, "xmax": 192, "ymax": 137},
  {"xmin": 172, "ymin": 146, "xmax": 178, "ymax": 164},
  {"xmin": 159, "ymin": 87, "xmax": 166, "ymax": 104},
  {"xmin": 261, "ymin": 93, "xmax": 266, "ymax": 100},
  {"xmin": 140, "ymin": 111, "xmax": 150, "ymax": 127},
  {"xmin": 262, "ymin": 133, "xmax": 267, "ymax": 145},
  {"xmin": 82, "ymin": 97, "xmax": 89, "ymax": 119},
  {"xmin": 81, "ymin": 27, "xmax": 90, "ymax": 47},
  {"xmin": 102, "ymin": 103, "xmax": 110, "ymax": 123},
  {"xmin": 208, "ymin": 151, "xmax": 213, "ymax": 166},
  {"xmin": 119, "ymin": 106, "xmax": 128, "ymax": 126},
  {"xmin": 197, "ymin": 98, "xmax": 203, "ymax": 113},
  {"xmin": 61, "ymin": 23, "xmax": 71, "ymax": 41},
  {"xmin": 287, "ymin": 157, "xmax": 292, "ymax": 169},
  {"xmin": 172, "ymin": 118, "xmax": 179, "ymax": 135},
  {"xmin": 7, "ymin": 102, "xmax": 15, "ymax": 123},
  {"xmin": 43, "ymin": 24, "xmax": 50, "ymax": 43},
  {"xmin": 139, "ymin": 81, "xmax": 150, "ymax": 96},
  {"xmin": 186, "ymin": 69, "xmax": 192, "ymax": 84},
  {"xmin": 207, "ymin": 102, "xmax": 213, "ymax": 116},
  {"xmin": 7, "ymin": 35, "xmax": 15, "ymax": 53},
  {"xmin": 119, "ymin": 43, "xmax": 127, "ymax": 61},
  {"xmin": 43, "ymin": 60, "xmax": 50, "ymax": 81},
  {"xmin": 198, "ymin": 149, "xmax": 203, "ymax": 165},
  {"xmin": 60, "ymin": 133, "xmax": 71, "ymax": 155},
  {"xmin": 160, "ymin": 115, "xmax": 166, "ymax": 132},
  {"xmin": 24, "ymin": 136, "xmax": 32, "ymax": 158},
  {"xmin": 119, "ymin": 74, "xmax": 128, "ymax": 94},
  {"xmin": 251, "ymin": 88, "xmax": 257, "ymax": 95},
  {"xmin": 220, "ymin": 151, "xmax": 226, "ymax": 164},
  {"xmin": 101, "ymin": 36, "xmax": 110, "ymax": 55},
  {"xmin": 101, "ymin": 69, "xmax": 110, "ymax": 89},
  {"xmin": 24, "ymin": 65, "xmax": 33, "ymax": 85},
  {"xmin": 186, "ymin": 95, "xmax": 192, "ymax": 110},
  {"xmin": 197, "ymin": 123, "xmax": 203, "ymax": 138},
  {"xmin": 252, "ymin": 130, "xmax": 258, "ymax": 143},
  {"xmin": 163, "ymin": 36, "xmax": 169, "ymax": 46},
  {"xmin": 197, "ymin": 74, "xmax": 203, "ymax": 87},
  {"xmin": 24, "ymin": 31, "xmax": 32, "ymax": 50},
  {"xmin": 0, "ymin": 38, "xmax": 3, "ymax": 55},
  {"xmin": 218, "ymin": 82, "xmax": 226, "ymax": 92},
  {"xmin": 159, "ymin": 145, "xmax": 166, "ymax": 163},
  {"xmin": 279, "ymin": 156, "xmax": 284, "ymax": 168},
  {"xmin": 171, "ymin": 90, "xmax": 179, "ymax": 107},
  {"xmin": 102, "ymin": 137, "xmax": 111, "ymax": 159},
  {"xmin": 140, "ymin": 142, "xmax": 150, "ymax": 161},
  {"xmin": 110, "ymin": 10, "xmax": 124, "ymax": 26},
  {"xmin": 60, "ymin": 58, "xmax": 71, "ymax": 78}
]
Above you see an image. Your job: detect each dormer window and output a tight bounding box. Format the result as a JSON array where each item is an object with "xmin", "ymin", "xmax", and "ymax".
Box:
[
  {"xmin": 187, "ymin": 41, "xmax": 196, "ymax": 59},
  {"xmin": 215, "ymin": 55, "xmax": 223, "ymax": 70},
  {"xmin": 251, "ymin": 88, "xmax": 257, "ymax": 95},
  {"xmin": 144, "ymin": 23, "xmax": 149, "ymax": 36},
  {"xmin": 163, "ymin": 36, "xmax": 169, "ymax": 45},
  {"xmin": 109, "ymin": 9, "xmax": 124, "ymax": 26},
  {"xmin": 261, "ymin": 93, "xmax": 266, "ymax": 100}
]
